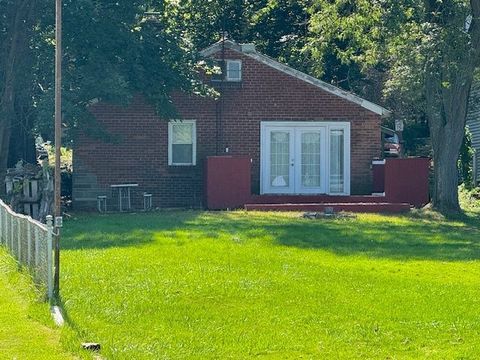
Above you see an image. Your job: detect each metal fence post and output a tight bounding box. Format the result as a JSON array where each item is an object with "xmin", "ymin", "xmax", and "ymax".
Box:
[
  {"xmin": 0, "ymin": 207, "xmax": 3, "ymax": 244},
  {"xmin": 46, "ymin": 215, "xmax": 53, "ymax": 301},
  {"xmin": 27, "ymin": 221, "xmax": 32, "ymax": 267},
  {"xmin": 4, "ymin": 209, "xmax": 7, "ymax": 247},
  {"xmin": 1, "ymin": 208, "xmax": 4, "ymax": 245},
  {"xmin": 0, "ymin": 207, "xmax": 3, "ymax": 245},
  {"xmin": 1, "ymin": 207, "xmax": 4, "ymax": 245},
  {"xmin": 9, "ymin": 211, "xmax": 13, "ymax": 250},
  {"xmin": 17, "ymin": 217, "xmax": 21, "ymax": 261},
  {"xmin": 34, "ymin": 226, "xmax": 40, "ymax": 268},
  {"xmin": 10, "ymin": 214, "xmax": 14, "ymax": 252},
  {"xmin": 5, "ymin": 209, "xmax": 8, "ymax": 247},
  {"xmin": 6, "ymin": 213, "xmax": 9, "ymax": 249},
  {"xmin": 2, "ymin": 208, "xmax": 5, "ymax": 246}
]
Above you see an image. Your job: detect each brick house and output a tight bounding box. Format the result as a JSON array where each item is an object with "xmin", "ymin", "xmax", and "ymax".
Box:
[{"xmin": 72, "ymin": 39, "xmax": 391, "ymax": 210}]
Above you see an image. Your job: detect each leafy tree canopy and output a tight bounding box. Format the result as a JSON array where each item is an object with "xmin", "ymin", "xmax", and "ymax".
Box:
[
  {"xmin": 34, "ymin": 0, "xmax": 202, "ymax": 141},
  {"xmin": 3, "ymin": 0, "xmax": 479, "ymax": 211}
]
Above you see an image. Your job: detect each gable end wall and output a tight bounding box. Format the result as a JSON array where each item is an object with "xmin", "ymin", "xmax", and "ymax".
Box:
[{"xmin": 73, "ymin": 49, "xmax": 382, "ymax": 209}]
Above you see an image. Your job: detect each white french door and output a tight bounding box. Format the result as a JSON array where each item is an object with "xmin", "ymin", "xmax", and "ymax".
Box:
[
  {"xmin": 261, "ymin": 121, "xmax": 350, "ymax": 195},
  {"xmin": 264, "ymin": 128, "xmax": 295, "ymax": 194},
  {"xmin": 295, "ymin": 128, "xmax": 327, "ymax": 194}
]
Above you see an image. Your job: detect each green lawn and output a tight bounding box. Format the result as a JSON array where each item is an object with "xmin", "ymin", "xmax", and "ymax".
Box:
[
  {"xmin": 0, "ymin": 248, "xmax": 73, "ymax": 360},
  {"xmin": 59, "ymin": 201, "xmax": 480, "ymax": 359}
]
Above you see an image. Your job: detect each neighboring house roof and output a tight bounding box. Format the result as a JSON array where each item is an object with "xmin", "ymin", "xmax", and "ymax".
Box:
[{"xmin": 200, "ymin": 39, "xmax": 392, "ymax": 117}]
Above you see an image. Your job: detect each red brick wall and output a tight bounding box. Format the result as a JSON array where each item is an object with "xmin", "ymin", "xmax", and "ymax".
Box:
[
  {"xmin": 73, "ymin": 94, "xmax": 215, "ymax": 209},
  {"xmin": 73, "ymin": 48, "xmax": 382, "ymax": 209},
  {"xmin": 210, "ymin": 49, "xmax": 381, "ymax": 195}
]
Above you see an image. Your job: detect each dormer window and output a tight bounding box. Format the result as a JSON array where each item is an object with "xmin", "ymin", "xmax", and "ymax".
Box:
[{"xmin": 226, "ymin": 60, "xmax": 242, "ymax": 81}]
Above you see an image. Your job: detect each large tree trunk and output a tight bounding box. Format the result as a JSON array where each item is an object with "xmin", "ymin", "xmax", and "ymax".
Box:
[
  {"xmin": 426, "ymin": 70, "xmax": 473, "ymax": 213},
  {"xmin": 0, "ymin": 0, "xmax": 36, "ymax": 197},
  {"xmin": 430, "ymin": 124, "xmax": 464, "ymax": 212},
  {"xmin": 0, "ymin": 122, "xmax": 11, "ymax": 196},
  {"xmin": 423, "ymin": 0, "xmax": 480, "ymax": 214}
]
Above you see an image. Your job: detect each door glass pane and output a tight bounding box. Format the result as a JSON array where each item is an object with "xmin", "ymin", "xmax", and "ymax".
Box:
[
  {"xmin": 330, "ymin": 129, "xmax": 344, "ymax": 193},
  {"xmin": 301, "ymin": 132, "xmax": 321, "ymax": 187},
  {"xmin": 270, "ymin": 131, "xmax": 290, "ymax": 187}
]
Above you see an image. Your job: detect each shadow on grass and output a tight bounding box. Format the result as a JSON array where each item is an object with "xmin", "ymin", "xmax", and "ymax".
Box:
[
  {"xmin": 62, "ymin": 210, "xmax": 480, "ymax": 262},
  {"xmin": 54, "ymin": 294, "xmax": 97, "ymax": 355},
  {"xmin": 61, "ymin": 211, "xmax": 201, "ymax": 250},
  {"xmin": 272, "ymin": 218, "xmax": 480, "ymax": 261}
]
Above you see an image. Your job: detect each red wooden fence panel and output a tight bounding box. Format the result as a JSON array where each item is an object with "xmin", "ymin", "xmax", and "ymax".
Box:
[
  {"xmin": 205, "ymin": 156, "xmax": 251, "ymax": 210},
  {"xmin": 384, "ymin": 158, "xmax": 430, "ymax": 207}
]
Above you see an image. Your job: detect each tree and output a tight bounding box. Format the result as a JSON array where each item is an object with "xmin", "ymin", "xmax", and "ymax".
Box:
[
  {"xmin": 248, "ymin": 0, "xmax": 311, "ymax": 71},
  {"xmin": 0, "ymin": 0, "xmax": 38, "ymax": 195},
  {"xmin": 168, "ymin": 0, "xmax": 312, "ymax": 70},
  {"xmin": 308, "ymin": 0, "xmax": 480, "ymax": 213},
  {"xmin": 4, "ymin": 0, "xmax": 476, "ymax": 213},
  {"xmin": 34, "ymin": 0, "xmax": 199, "ymax": 140},
  {"xmin": 422, "ymin": 0, "xmax": 480, "ymax": 212},
  {"xmin": 0, "ymin": 0, "xmax": 200, "ymax": 196},
  {"xmin": 166, "ymin": 0, "xmax": 254, "ymax": 49}
]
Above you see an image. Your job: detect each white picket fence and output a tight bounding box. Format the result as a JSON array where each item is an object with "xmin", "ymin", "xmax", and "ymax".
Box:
[{"xmin": 0, "ymin": 199, "xmax": 53, "ymax": 301}]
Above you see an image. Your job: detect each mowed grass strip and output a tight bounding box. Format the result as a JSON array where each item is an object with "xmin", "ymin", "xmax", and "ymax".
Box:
[
  {"xmin": 61, "ymin": 208, "xmax": 480, "ymax": 359},
  {"xmin": 0, "ymin": 248, "xmax": 73, "ymax": 360}
]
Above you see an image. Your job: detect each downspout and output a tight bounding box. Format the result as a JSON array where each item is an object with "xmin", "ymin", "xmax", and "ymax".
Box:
[{"xmin": 215, "ymin": 33, "xmax": 226, "ymax": 155}]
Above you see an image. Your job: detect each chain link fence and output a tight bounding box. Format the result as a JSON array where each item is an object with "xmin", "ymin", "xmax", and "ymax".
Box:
[{"xmin": 0, "ymin": 199, "xmax": 53, "ymax": 301}]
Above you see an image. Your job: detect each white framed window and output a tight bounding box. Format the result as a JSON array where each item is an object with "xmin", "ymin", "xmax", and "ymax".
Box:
[
  {"xmin": 329, "ymin": 128, "xmax": 345, "ymax": 193},
  {"xmin": 168, "ymin": 120, "xmax": 196, "ymax": 166},
  {"xmin": 226, "ymin": 60, "xmax": 242, "ymax": 81}
]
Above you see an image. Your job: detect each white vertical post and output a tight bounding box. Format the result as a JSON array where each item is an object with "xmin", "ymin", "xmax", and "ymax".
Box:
[
  {"xmin": 10, "ymin": 215, "xmax": 14, "ymax": 252},
  {"xmin": 34, "ymin": 226, "xmax": 40, "ymax": 268},
  {"xmin": 4, "ymin": 209, "xmax": 7, "ymax": 246},
  {"xmin": 5, "ymin": 209, "xmax": 8, "ymax": 247},
  {"xmin": 46, "ymin": 215, "xmax": 53, "ymax": 301},
  {"xmin": 0, "ymin": 206, "xmax": 3, "ymax": 244},
  {"xmin": 4, "ymin": 209, "xmax": 7, "ymax": 247},
  {"xmin": 2, "ymin": 208, "xmax": 5, "ymax": 245},
  {"xmin": 2, "ymin": 207, "xmax": 4, "ymax": 245},
  {"xmin": 17, "ymin": 217, "xmax": 21, "ymax": 261},
  {"xmin": 6, "ymin": 214, "xmax": 9, "ymax": 249},
  {"xmin": 9, "ymin": 211, "xmax": 12, "ymax": 250},
  {"xmin": 27, "ymin": 221, "xmax": 32, "ymax": 266},
  {"xmin": 1, "ymin": 208, "xmax": 4, "ymax": 245}
]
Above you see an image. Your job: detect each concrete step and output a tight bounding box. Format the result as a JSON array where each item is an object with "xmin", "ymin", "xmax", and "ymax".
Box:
[
  {"xmin": 249, "ymin": 194, "xmax": 387, "ymax": 204},
  {"xmin": 244, "ymin": 202, "xmax": 411, "ymax": 213}
]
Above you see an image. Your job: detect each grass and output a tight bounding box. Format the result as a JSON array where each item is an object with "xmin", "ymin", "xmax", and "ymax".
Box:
[
  {"xmin": 0, "ymin": 248, "xmax": 73, "ymax": 359},
  {"xmin": 58, "ymin": 201, "xmax": 480, "ymax": 359}
]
